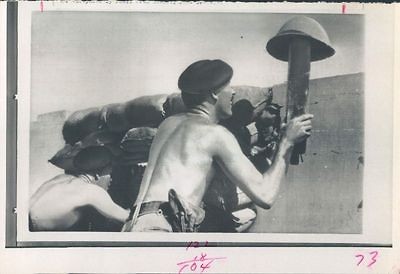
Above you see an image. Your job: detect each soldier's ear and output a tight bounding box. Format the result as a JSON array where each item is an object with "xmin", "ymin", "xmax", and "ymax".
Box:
[{"xmin": 210, "ymin": 92, "xmax": 218, "ymax": 101}]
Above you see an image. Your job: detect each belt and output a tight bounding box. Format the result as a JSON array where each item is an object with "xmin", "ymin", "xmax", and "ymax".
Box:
[{"xmin": 129, "ymin": 201, "xmax": 168, "ymax": 220}]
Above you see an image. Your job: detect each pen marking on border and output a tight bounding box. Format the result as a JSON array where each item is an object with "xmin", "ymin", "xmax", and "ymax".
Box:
[{"xmin": 355, "ymin": 250, "xmax": 379, "ymax": 268}]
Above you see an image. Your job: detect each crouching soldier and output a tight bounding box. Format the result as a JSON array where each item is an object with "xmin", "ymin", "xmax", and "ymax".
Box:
[{"xmin": 30, "ymin": 132, "xmax": 129, "ymax": 231}]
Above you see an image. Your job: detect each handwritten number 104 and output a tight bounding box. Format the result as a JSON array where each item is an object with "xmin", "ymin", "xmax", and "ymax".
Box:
[{"xmin": 356, "ymin": 251, "xmax": 378, "ymax": 267}]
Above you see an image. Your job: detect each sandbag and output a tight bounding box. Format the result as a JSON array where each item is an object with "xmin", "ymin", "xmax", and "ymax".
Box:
[
  {"xmin": 48, "ymin": 144, "xmax": 76, "ymax": 172},
  {"xmin": 232, "ymin": 86, "xmax": 272, "ymax": 109},
  {"xmin": 62, "ymin": 107, "xmax": 104, "ymax": 145},
  {"xmin": 163, "ymin": 93, "xmax": 186, "ymax": 117},
  {"xmin": 125, "ymin": 94, "xmax": 167, "ymax": 127},
  {"xmin": 121, "ymin": 127, "xmax": 157, "ymax": 148},
  {"xmin": 49, "ymin": 131, "xmax": 123, "ymax": 173},
  {"xmin": 101, "ymin": 103, "xmax": 131, "ymax": 133},
  {"xmin": 104, "ymin": 94, "xmax": 168, "ymax": 132},
  {"xmin": 226, "ymin": 86, "xmax": 273, "ymax": 127},
  {"xmin": 117, "ymin": 127, "xmax": 158, "ymax": 165},
  {"xmin": 220, "ymin": 86, "xmax": 272, "ymax": 127}
]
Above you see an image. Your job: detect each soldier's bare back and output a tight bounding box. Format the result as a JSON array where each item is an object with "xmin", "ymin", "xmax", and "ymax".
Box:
[{"xmin": 142, "ymin": 113, "xmax": 222, "ymax": 206}]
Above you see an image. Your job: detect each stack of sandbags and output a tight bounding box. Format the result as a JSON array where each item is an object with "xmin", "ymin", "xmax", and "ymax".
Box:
[
  {"xmin": 61, "ymin": 87, "xmax": 272, "ymax": 145},
  {"xmin": 53, "ymin": 86, "xmax": 273, "ymax": 172},
  {"xmin": 55, "ymin": 94, "xmax": 170, "ymax": 173},
  {"xmin": 62, "ymin": 94, "xmax": 168, "ymax": 145}
]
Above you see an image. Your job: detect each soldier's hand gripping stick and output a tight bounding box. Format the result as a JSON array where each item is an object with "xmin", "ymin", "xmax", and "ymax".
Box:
[{"xmin": 266, "ymin": 16, "xmax": 335, "ymax": 164}]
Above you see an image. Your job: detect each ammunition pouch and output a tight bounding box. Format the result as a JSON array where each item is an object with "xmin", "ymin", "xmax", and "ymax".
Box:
[{"xmin": 161, "ymin": 189, "xmax": 205, "ymax": 232}]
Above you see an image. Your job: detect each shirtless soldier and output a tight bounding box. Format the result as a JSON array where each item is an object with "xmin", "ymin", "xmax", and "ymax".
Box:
[
  {"xmin": 30, "ymin": 146, "xmax": 129, "ymax": 231},
  {"xmin": 123, "ymin": 59, "xmax": 313, "ymax": 232}
]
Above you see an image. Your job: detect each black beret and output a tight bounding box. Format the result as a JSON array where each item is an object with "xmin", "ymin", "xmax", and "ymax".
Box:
[{"xmin": 178, "ymin": 60, "xmax": 233, "ymax": 95}]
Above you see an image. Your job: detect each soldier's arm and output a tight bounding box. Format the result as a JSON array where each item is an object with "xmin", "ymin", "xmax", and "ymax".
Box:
[
  {"xmin": 81, "ymin": 184, "xmax": 130, "ymax": 223},
  {"xmin": 213, "ymin": 114, "xmax": 312, "ymax": 209}
]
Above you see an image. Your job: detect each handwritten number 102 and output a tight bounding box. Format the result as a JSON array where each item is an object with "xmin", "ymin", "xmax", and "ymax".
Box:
[
  {"xmin": 355, "ymin": 251, "xmax": 378, "ymax": 268},
  {"xmin": 186, "ymin": 241, "xmax": 209, "ymax": 250}
]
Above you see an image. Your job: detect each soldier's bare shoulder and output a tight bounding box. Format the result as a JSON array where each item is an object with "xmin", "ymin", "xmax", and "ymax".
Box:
[
  {"xmin": 47, "ymin": 176, "xmax": 99, "ymax": 198},
  {"xmin": 207, "ymin": 124, "xmax": 240, "ymax": 153},
  {"xmin": 210, "ymin": 123, "xmax": 235, "ymax": 137},
  {"xmin": 160, "ymin": 114, "xmax": 236, "ymax": 149},
  {"xmin": 196, "ymin": 122, "xmax": 237, "ymax": 148}
]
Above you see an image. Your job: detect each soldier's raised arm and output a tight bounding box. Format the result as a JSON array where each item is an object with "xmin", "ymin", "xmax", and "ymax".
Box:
[{"xmin": 213, "ymin": 113, "xmax": 313, "ymax": 209}]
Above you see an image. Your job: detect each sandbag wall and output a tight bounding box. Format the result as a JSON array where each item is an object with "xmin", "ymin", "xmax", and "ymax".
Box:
[{"xmin": 41, "ymin": 86, "xmax": 271, "ymax": 209}]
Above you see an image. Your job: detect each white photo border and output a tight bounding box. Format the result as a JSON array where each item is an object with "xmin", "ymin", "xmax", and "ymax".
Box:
[{"xmin": 13, "ymin": 1, "xmax": 396, "ymax": 247}]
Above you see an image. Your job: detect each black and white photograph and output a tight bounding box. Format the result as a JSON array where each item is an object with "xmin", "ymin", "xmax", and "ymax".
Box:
[
  {"xmin": 8, "ymin": 2, "xmax": 395, "ymax": 246},
  {"xmin": 1, "ymin": 2, "xmax": 399, "ymax": 274}
]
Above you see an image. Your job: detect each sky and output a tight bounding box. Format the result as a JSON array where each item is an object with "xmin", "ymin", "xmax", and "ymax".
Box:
[{"xmin": 31, "ymin": 12, "xmax": 364, "ymax": 120}]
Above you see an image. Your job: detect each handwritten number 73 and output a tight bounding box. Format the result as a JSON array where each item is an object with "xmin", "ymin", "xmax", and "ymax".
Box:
[{"xmin": 356, "ymin": 251, "xmax": 378, "ymax": 267}]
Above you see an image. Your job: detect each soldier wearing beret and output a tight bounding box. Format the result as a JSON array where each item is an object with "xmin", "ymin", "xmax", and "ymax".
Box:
[{"xmin": 123, "ymin": 59, "xmax": 313, "ymax": 232}]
